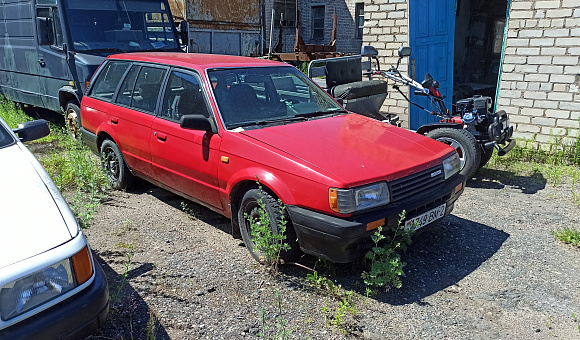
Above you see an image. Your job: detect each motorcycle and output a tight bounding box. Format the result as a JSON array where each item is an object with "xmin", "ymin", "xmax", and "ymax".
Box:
[{"xmin": 308, "ymin": 46, "xmax": 515, "ymax": 179}]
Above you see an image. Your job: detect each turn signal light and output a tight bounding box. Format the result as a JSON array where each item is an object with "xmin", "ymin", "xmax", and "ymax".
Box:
[
  {"xmin": 71, "ymin": 246, "xmax": 93, "ymax": 285},
  {"xmin": 329, "ymin": 188, "xmax": 338, "ymax": 212}
]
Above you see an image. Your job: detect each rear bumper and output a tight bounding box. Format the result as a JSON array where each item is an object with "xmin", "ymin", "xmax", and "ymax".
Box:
[
  {"xmin": 287, "ymin": 174, "xmax": 465, "ymax": 263},
  {"xmin": 0, "ymin": 262, "xmax": 109, "ymax": 340}
]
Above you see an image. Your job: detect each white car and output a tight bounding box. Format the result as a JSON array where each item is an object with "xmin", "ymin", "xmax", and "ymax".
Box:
[{"xmin": 0, "ymin": 117, "xmax": 108, "ymax": 339}]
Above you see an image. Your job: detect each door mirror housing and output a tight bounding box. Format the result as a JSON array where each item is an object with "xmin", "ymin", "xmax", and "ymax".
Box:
[
  {"xmin": 13, "ymin": 120, "xmax": 50, "ymax": 142},
  {"xmin": 360, "ymin": 45, "xmax": 378, "ymax": 58},
  {"xmin": 180, "ymin": 114, "xmax": 215, "ymax": 133},
  {"xmin": 179, "ymin": 20, "xmax": 189, "ymax": 47},
  {"xmin": 398, "ymin": 46, "xmax": 412, "ymax": 58}
]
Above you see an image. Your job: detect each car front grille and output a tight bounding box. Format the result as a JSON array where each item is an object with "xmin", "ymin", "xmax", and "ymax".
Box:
[{"xmin": 389, "ymin": 165, "xmax": 445, "ymax": 202}]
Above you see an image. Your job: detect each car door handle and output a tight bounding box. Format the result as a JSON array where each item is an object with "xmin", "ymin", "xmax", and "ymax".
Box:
[
  {"xmin": 154, "ymin": 131, "xmax": 167, "ymax": 141},
  {"xmin": 38, "ymin": 58, "xmax": 46, "ymax": 67},
  {"xmin": 110, "ymin": 117, "xmax": 118, "ymax": 124}
]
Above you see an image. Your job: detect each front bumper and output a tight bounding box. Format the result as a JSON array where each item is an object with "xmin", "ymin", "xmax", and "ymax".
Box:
[
  {"xmin": 0, "ymin": 262, "xmax": 109, "ymax": 340},
  {"xmin": 287, "ymin": 174, "xmax": 465, "ymax": 263}
]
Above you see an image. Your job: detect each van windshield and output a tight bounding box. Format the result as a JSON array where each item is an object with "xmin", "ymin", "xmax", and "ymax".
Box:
[{"xmin": 63, "ymin": 0, "xmax": 179, "ymax": 53}]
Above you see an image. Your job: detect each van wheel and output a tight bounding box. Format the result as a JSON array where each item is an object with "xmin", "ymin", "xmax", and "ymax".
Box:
[
  {"xmin": 238, "ymin": 189, "xmax": 299, "ymax": 264},
  {"xmin": 426, "ymin": 128, "xmax": 481, "ymax": 179},
  {"xmin": 100, "ymin": 139, "xmax": 134, "ymax": 190},
  {"xmin": 479, "ymin": 146, "xmax": 494, "ymax": 169},
  {"xmin": 65, "ymin": 101, "xmax": 81, "ymax": 139}
]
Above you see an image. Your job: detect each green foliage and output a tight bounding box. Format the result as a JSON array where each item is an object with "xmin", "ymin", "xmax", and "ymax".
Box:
[
  {"xmin": 257, "ymin": 290, "xmax": 291, "ymax": 340},
  {"xmin": 0, "ymin": 98, "xmax": 33, "ymax": 128},
  {"xmin": 321, "ymin": 290, "xmax": 358, "ymax": 333},
  {"xmin": 245, "ymin": 182, "xmax": 290, "ymax": 269},
  {"xmin": 110, "ymin": 242, "xmax": 135, "ymax": 304},
  {"xmin": 362, "ymin": 211, "xmax": 415, "ymax": 289},
  {"xmin": 551, "ymin": 228, "xmax": 580, "ymax": 247},
  {"xmin": 180, "ymin": 201, "xmax": 197, "ymax": 220},
  {"xmin": 296, "ymin": 62, "xmax": 309, "ymax": 75}
]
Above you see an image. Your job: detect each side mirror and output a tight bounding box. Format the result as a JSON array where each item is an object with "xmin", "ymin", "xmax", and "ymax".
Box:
[
  {"xmin": 398, "ymin": 46, "xmax": 412, "ymax": 58},
  {"xmin": 37, "ymin": 17, "xmax": 54, "ymax": 45},
  {"xmin": 360, "ymin": 45, "xmax": 378, "ymax": 58},
  {"xmin": 179, "ymin": 20, "xmax": 189, "ymax": 47},
  {"xmin": 13, "ymin": 120, "xmax": 50, "ymax": 142},
  {"xmin": 180, "ymin": 114, "xmax": 215, "ymax": 133}
]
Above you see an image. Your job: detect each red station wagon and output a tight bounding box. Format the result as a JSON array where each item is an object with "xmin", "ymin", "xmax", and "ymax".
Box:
[{"xmin": 80, "ymin": 53, "xmax": 465, "ymax": 263}]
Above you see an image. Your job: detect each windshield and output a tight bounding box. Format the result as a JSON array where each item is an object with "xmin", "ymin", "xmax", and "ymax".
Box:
[
  {"xmin": 63, "ymin": 0, "xmax": 178, "ymax": 52},
  {"xmin": 208, "ymin": 66, "xmax": 344, "ymax": 130},
  {"xmin": 0, "ymin": 122, "xmax": 15, "ymax": 149}
]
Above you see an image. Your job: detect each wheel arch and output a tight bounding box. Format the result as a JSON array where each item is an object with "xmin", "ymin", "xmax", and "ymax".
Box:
[
  {"xmin": 58, "ymin": 86, "xmax": 81, "ymax": 111},
  {"xmin": 416, "ymin": 122, "xmax": 462, "ymax": 135}
]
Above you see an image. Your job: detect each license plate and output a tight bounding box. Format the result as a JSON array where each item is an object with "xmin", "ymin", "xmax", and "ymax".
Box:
[{"xmin": 405, "ymin": 203, "xmax": 446, "ymax": 231}]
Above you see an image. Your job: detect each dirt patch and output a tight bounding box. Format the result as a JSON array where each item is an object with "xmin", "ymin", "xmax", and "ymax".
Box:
[{"xmin": 82, "ymin": 170, "xmax": 580, "ymax": 340}]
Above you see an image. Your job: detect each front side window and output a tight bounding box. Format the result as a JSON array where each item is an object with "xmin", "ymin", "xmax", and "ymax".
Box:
[
  {"xmin": 90, "ymin": 61, "xmax": 131, "ymax": 101},
  {"xmin": 62, "ymin": 0, "xmax": 178, "ymax": 53},
  {"xmin": 161, "ymin": 71, "xmax": 210, "ymax": 123},
  {"xmin": 208, "ymin": 66, "xmax": 342, "ymax": 130},
  {"xmin": 311, "ymin": 6, "xmax": 325, "ymax": 40},
  {"xmin": 36, "ymin": 7, "xmax": 64, "ymax": 48},
  {"xmin": 130, "ymin": 66, "xmax": 166, "ymax": 113}
]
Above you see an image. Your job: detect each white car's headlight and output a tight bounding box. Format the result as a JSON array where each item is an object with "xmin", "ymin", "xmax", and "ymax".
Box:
[
  {"xmin": 329, "ymin": 182, "xmax": 390, "ymax": 214},
  {"xmin": 0, "ymin": 247, "xmax": 93, "ymax": 321},
  {"xmin": 443, "ymin": 153, "xmax": 460, "ymax": 179}
]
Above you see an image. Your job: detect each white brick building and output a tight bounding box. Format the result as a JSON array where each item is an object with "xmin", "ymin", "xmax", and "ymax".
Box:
[{"xmin": 363, "ymin": 0, "xmax": 579, "ymax": 144}]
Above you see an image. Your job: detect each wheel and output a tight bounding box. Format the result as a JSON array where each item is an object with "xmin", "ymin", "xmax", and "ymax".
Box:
[
  {"xmin": 426, "ymin": 128, "xmax": 481, "ymax": 179},
  {"xmin": 100, "ymin": 139, "xmax": 134, "ymax": 190},
  {"xmin": 479, "ymin": 146, "xmax": 494, "ymax": 169},
  {"xmin": 238, "ymin": 188, "xmax": 299, "ymax": 263},
  {"xmin": 65, "ymin": 101, "xmax": 81, "ymax": 139}
]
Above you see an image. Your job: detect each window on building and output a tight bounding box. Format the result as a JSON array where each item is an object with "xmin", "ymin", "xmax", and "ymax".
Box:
[
  {"xmin": 273, "ymin": 0, "xmax": 296, "ymax": 27},
  {"xmin": 312, "ymin": 6, "xmax": 325, "ymax": 40},
  {"xmin": 355, "ymin": 3, "xmax": 364, "ymax": 38}
]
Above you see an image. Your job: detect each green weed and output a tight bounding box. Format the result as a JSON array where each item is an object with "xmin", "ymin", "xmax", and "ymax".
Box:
[
  {"xmin": 0, "ymin": 98, "xmax": 33, "ymax": 128},
  {"xmin": 362, "ymin": 211, "xmax": 415, "ymax": 289},
  {"xmin": 180, "ymin": 201, "xmax": 197, "ymax": 220},
  {"xmin": 257, "ymin": 290, "xmax": 291, "ymax": 340},
  {"xmin": 245, "ymin": 181, "xmax": 290, "ymax": 270},
  {"xmin": 551, "ymin": 228, "xmax": 580, "ymax": 247},
  {"xmin": 110, "ymin": 242, "xmax": 136, "ymax": 304}
]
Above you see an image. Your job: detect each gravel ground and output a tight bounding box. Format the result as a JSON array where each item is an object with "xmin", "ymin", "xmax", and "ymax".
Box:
[{"xmin": 83, "ymin": 168, "xmax": 580, "ymax": 340}]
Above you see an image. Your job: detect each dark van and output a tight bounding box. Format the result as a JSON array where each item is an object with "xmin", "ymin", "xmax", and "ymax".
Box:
[{"xmin": 0, "ymin": 0, "xmax": 182, "ymax": 136}]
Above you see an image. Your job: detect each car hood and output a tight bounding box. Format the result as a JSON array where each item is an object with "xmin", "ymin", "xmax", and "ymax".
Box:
[
  {"xmin": 0, "ymin": 145, "xmax": 73, "ymax": 269},
  {"xmin": 240, "ymin": 114, "xmax": 454, "ymax": 186}
]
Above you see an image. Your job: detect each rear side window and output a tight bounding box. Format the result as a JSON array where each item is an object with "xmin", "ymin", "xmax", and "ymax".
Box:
[
  {"xmin": 130, "ymin": 67, "xmax": 167, "ymax": 113},
  {"xmin": 161, "ymin": 71, "xmax": 210, "ymax": 123},
  {"xmin": 90, "ymin": 61, "xmax": 131, "ymax": 101}
]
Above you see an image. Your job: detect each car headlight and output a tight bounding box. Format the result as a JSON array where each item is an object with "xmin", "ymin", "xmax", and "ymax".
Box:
[
  {"xmin": 0, "ymin": 247, "xmax": 93, "ymax": 321},
  {"xmin": 329, "ymin": 182, "xmax": 389, "ymax": 214},
  {"xmin": 443, "ymin": 153, "xmax": 460, "ymax": 179}
]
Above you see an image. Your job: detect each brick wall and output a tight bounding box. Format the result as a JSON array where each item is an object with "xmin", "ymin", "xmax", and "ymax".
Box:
[
  {"xmin": 497, "ymin": 0, "xmax": 580, "ymax": 145},
  {"xmin": 264, "ymin": 0, "xmax": 364, "ymax": 54},
  {"xmin": 362, "ymin": 0, "xmax": 410, "ymax": 127}
]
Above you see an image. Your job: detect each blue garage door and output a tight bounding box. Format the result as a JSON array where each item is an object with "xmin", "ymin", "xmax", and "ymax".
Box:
[{"xmin": 408, "ymin": 0, "xmax": 455, "ymax": 130}]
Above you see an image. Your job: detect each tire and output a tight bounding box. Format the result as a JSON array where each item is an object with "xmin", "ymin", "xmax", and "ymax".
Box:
[
  {"xmin": 100, "ymin": 139, "xmax": 134, "ymax": 190},
  {"xmin": 479, "ymin": 146, "xmax": 494, "ymax": 169},
  {"xmin": 65, "ymin": 101, "xmax": 82, "ymax": 139},
  {"xmin": 426, "ymin": 128, "xmax": 481, "ymax": 179},
  {"xmin": 238, "ymin": 188, "xmax": 299, "ymax": 263}
]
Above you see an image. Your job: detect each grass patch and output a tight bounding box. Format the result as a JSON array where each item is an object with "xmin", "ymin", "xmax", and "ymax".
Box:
[
  {"xmin": 552, "ymin": 228, "xmax": 580, "ymax": 248},
  {"xmin": 0, "ymin": 97, "xmax": 107, "ymax": 229}
]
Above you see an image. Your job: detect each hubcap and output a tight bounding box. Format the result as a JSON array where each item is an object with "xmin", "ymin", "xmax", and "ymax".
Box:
[
  {"xmin": 103, "ymin": 148, "xmax": 119, "ymax": 181},
  {"xmin": 437, "ymin": 137, "xmax": 466, "ymax": 170}
]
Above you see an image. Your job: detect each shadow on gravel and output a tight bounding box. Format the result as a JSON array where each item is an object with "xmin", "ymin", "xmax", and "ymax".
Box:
[
  {"xmin": 377, "ymin": 215, "xmax": 509, "ymax": 305},
  {"xmin": 122, "ymin": 181, "xmax": 233, "ymax": 235},
  {"xmin": 469, "ymin": 168, "xmax": 546, "ymax": 194},
  {"xmin": 88, "ymin": 252, "xmax": 171, "ymax": 340}
]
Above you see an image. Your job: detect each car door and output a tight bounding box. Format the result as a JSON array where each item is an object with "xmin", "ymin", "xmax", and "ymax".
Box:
[{"xmin": 150, "ymin": 69, "xmax": 223, "ymax": 210}]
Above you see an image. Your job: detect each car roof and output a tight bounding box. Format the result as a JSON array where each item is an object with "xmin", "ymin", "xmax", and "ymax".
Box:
[{"xmin": 107, "ymin": 52, "xmax": 288, "ymax": 71}]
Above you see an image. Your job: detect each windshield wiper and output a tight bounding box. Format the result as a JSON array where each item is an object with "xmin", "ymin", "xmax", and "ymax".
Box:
[
  {"xmin": 294, "ymin": 109, "xmax": 348, "ymax": 119},
  {"xmin": 84, "ymin": 48, "xmax": 127, "ymax": 53},
  {"xmin": 227, "ymin": 116, "xmax": 308, "ymax": 129}
]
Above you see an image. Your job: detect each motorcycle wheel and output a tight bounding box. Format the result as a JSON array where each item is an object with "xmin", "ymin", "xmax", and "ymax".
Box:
[{"xmin": 426, "ymin": 128, "xmax": 481, "ymax": 180}]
